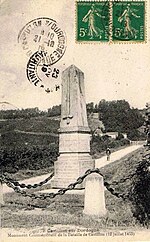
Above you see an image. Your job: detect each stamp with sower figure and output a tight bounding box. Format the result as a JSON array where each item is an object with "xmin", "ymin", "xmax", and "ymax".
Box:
[
  {"xmin": 18, "ymin": 17, "xmax": 67, "ymax": 93},
  {"xmin": 112, "ymin": 1, "xmax": 145, "ymax": 42},
  {"xmin": 76, "ymin": 1, "xmax": 110, "ymax": 42},
  {"xmin": 76, "ymin": 0, "xmax": 146, "ymax": 43}
]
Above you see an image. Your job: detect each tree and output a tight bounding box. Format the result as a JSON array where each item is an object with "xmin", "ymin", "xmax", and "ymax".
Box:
[
  {"xmin": 128, "ymin": 129, "xmax": 146, "ymax": 141},
  {"xmin": 129, "ymin": 154, "xmax": 150, "ymax": 228},
  {"xmin": 97, "ymin": 99, "xmax": 144, "ymax": 135},
  {"xmin": 86, "ymin": 102, "xmax": 94, "ymax": 113},
  {"xmin": 48, "ymin": 105, "xmax": 61, "ymax": 117}
]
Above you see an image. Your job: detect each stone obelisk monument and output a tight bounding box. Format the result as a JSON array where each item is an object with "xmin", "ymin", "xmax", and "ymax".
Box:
[{"xmin": 51, "ymin": 65, "xmax": 94, "ymax": 188}]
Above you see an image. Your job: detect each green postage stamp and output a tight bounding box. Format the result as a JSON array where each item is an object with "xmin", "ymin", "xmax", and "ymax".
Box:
[
  {"xmin": 77, "ymin": 1, "xmax": 109, "ymax": 42},
  {"xmin": 76, "ymin": 0, "xmax": 146, "ymax": 43}
]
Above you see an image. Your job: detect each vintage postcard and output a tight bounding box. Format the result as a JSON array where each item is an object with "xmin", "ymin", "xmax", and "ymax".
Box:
[{"xmin": 0, "ymin": 0, "xmax": 150, "ymax": 242}]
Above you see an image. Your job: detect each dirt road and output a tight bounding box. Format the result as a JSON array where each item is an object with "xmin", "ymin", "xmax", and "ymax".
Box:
[{"xmin": 95, "ymin": 144, "xmax": 142, "ymax": 168}]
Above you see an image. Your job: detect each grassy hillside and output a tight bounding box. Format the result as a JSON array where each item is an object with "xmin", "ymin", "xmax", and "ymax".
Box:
[
  {"xmin": 101, "ymin": 147, "xmax": 144, "ymax": 193},
  {"xmin": 0, "ymin": 117, "xmax": 59, "ymax": 172},
  {"xmin": 0, "ymin": 117, "xmax": 59, "ymax": 133}
]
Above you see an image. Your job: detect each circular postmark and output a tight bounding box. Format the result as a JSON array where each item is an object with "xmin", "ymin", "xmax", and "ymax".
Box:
[
  {"xmin": 18, "ymin": 17, "xmax": 67, "ymax": 65},
  {"xmin": 26, "ymin": 50, "xmax": 61, "ymax": 93}
]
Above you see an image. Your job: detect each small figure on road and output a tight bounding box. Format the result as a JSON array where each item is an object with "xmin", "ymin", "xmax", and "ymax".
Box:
[{"xmin": 106, "ymin": 148, "xmax": 111, "ymax": 161}]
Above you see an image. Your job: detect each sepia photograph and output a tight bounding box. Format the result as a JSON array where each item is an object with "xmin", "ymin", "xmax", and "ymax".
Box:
[{"xmin": 0, "ymin": 0, "xmax": 150, "ymax": 242}]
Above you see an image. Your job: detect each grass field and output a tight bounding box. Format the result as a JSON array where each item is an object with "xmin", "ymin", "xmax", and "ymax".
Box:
[
  {"xmin": 2, "ymin": 192, "xmax": 137, "ymax": 230},
  {"xmin": 2, "ymin": 147, "xmax": 145, "ymax": 230}
]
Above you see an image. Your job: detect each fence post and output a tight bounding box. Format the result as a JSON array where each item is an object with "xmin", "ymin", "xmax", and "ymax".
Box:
[
  {"xmin": 0, "ymin": 180, "xmax": 4, "ymax": 205},
  {"xmin": 83, "ymin": 173, "xmax": 107, "ymax": 217}
]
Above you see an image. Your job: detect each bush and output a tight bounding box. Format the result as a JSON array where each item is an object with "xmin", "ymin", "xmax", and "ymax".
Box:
[
  {"xmin": 129, "ymin": 153, "xmax": 150, "ymax": 228},
  {"xmin": 128, "ymin": 129, "xmax": 146, "ymax": 141},
  {"xmin": 0, "ymin": 144, "xmax": 59, "ymax": 173}
]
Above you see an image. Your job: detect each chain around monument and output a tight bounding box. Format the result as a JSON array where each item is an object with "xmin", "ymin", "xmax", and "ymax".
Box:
[{"xmin": 1, "ymin": 167, "xmax": 134, "ymax": 209}]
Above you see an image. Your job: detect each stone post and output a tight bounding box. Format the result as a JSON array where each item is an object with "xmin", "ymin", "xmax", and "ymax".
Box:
[
  {"xmin": 51, "ymin": 65, "xmax": 94, "ymax": 188},
  {"xmin": 83, "ymin": 173, "xmax": 107, "ymax": 216}
]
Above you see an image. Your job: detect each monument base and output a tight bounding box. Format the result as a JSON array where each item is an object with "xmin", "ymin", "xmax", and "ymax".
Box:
[{"xmin": 51, "ymin": 153, "xmax": 95, "ymax": 188}]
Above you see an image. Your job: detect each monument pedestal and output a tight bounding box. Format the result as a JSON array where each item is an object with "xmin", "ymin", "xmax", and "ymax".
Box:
[
  {"xmin": 51, "ymin": 129, "xmax": 95, "ymax": 188},
  {"xmin": 51, "ymin": 65, "xmax": 94, "ymax": 188},
  {"xmin": 51, "ymin": 153, "xmax": 94, "ymax": 188}
]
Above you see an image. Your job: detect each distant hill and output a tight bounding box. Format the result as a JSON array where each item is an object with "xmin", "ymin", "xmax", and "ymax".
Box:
[{"xmin": 0, "ymin": 102, "xmax": 19, "ymax": 110}]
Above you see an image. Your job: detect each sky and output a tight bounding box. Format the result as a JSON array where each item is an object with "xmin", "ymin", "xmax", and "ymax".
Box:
[{"xmin": 0, "ymin": 0, "xmax": 150, "ymax": 110}]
